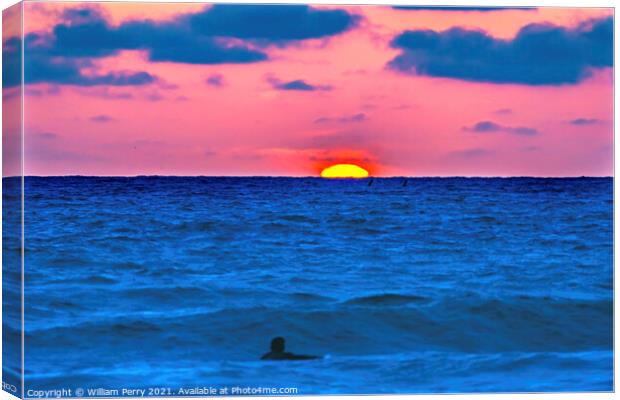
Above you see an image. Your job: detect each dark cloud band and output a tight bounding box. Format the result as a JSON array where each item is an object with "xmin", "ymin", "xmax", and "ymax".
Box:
[
  {"xmin": 3, "ymin": 4, "xmax": 359, "ymax": 87},
  {"xmin": 463, "ymin": 121, "xmax": 540, "ymax": 136},
  {"xmin": 388, "ymin": 16, "xmax": 613, "ymax": 85},
  {"xmin": 189, "ymin": 4, "xmax": 359, "ymax": 42},
  {"xmin": 266, "ymin": 76, "xmax": 332, "ymax": 92},
  {"xmin": 3, "ymin": 35, "xmax": 157, "ymax": 87},
  {"xmin": 570, "ymin": 117, "xmax": 601, "ymax": 126}
]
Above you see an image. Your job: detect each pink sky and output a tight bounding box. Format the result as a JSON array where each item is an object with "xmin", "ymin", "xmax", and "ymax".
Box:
[{"xmin": 3, "ymin": 3, "xmax": 614, "ymax": 177}]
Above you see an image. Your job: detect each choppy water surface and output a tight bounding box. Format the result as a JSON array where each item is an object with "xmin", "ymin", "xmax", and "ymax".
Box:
[{"xmin": 5, "ymin": 177, "xmax": 613, "ymax": 394}]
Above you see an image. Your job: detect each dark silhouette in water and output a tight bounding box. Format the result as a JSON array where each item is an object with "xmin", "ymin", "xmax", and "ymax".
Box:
[
  {"xmin": 368, "ymin": 178, "xmax": 374, "ymax": 187},
  {"xmin": 260, "ymin": 337, "xmax": 319, "ymax": 361},
  {"xmin": 402, "ymin": 178, "xmax": 408, "ymax": 187}
]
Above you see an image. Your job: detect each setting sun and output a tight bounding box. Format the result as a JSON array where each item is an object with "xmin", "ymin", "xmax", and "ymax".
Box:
[{"xmin": 320, "ymin": 164, "xmax": 369, "ymax": 179}]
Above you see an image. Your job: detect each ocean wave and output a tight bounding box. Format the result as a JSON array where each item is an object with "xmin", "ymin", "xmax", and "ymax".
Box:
[
  {"xmin": 24, "ymin": 296, "xmax": 612, "ymax": 356},
  {"xmin": 343, "ymin": 293, "xmax": 429, "ymax": 305}
]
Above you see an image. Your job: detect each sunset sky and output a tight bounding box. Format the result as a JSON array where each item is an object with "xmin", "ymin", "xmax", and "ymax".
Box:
[{"xmin": 2, "ymin": 3, "xmax": 614, "ymax": 177}]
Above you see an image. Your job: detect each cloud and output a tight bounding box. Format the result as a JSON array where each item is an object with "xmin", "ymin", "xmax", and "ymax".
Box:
[
  {"xmin": 62, "ymin": 7, "xmax": 103, "ymax": 24},
  {"xmin": 267, "ymin": 76, "xmax": 332, "ymax": 91},
  {"xmin": 464, "ymin": 121, "xmax": 503, "ymax": 133},
  {"xmin": 508, "ymin": 126, "xmax": 539, "ymax": 136},
  {"xmin": 90, "ymin": 114, "xmax": 114, "ymax": 123},
  {"xmin": 27, "ymin": 58, "xmax": 156, "ymax": 87},
  {"xmin": 392, "ymin": 6, "xmax": 535, "ymax": 12},
  {"xmin": 278, "ymin": 80, "xmax": 319, "ymax": 91},
  {"xmin": 3, "ymin": 33, "xmax": 158, "ymax": 87},
  {"xmin": 570, "ymin": 117, "xmax": 601, "ymax": 125},
  {"xmin": 2, "ymin": 37, "xmax": 22, "ymax": 87},
  {"xmin": 50, "ymin": 16, "xmax": 267, "ymax": 64},
  {"xmin": 4, "ymin": 4, "xmax": 358, "ymax": 87},
  {"xmin": 388, "ymin": 16, "xmax": 613, "ymax": 85},
  {"xmin": 4, "ymin": 4, "xmax": 359, "ymax": 87},
  {"xmin": 450, "ymin": 148, "xmax": 493, "ymax": 158},
  {"xmin": 35, "ymin": 132, "xmax": 59, "ymax": 140},
  {"xmin": 301, "ymin": 148, "xmax": 376, "ymax": 166},
  {"xmin": 76, "ymin": 87, "xmax": 134, "ymax": 100},
  {"xmin": 205, "ymin": 73, "xmax": 225, "ymax": 87},
  {"xmin": 463, "ymin": 120, "xmax": 540, "ymax": 135},
  {"xmin": 25, "ymin": 85, "xmax": 62, "ymax": 97},
  {"xmin": 494, "ymin": 108, "xmax": 513, "ymax": 115},
  {"xmin": 314, "ymin": 113, "xmax": 367, "ymax": 123},
  {"xmin": 188, "ymin": 4, "xmax": 360, "ymax": 43}
]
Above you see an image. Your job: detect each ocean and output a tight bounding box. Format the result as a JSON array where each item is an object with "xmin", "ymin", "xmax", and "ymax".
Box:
[{"xmin": 3, "ymin": 176, "xmax": 614, "ymax": 395}]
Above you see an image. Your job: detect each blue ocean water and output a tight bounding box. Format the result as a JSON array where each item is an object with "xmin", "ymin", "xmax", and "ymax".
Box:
[{"xmin": 4, "ymin": 177, "xmax": 614, "ymax": 395}]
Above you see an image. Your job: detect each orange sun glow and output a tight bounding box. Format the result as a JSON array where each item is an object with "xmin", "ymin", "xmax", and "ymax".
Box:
[{"xmin": 320, "ymin": 164, "xmax": 369, "ymax": 178}]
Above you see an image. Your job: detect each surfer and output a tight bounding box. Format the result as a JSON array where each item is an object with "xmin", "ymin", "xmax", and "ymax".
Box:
[{"xmin": 260, "ymin": 337, "xmax": 320, "ymax": 361}]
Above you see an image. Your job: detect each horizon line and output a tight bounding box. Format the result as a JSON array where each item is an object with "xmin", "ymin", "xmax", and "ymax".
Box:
[{"xmin": 2, "ymin": 174, "xmax": 614, "ymax": 179}]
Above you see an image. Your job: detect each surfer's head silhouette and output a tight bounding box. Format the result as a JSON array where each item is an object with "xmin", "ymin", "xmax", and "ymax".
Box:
[
  {"xmin": 261, "ymin": 336, "xmax": 319, "ymax": 361},
  {"xmin": 270, "ymin": 337, "xmax": 285, "ymax": 353}
]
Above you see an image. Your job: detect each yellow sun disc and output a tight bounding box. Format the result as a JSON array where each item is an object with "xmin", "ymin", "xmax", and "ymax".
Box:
[{"xmin": 320, "ymin": 164, "xmax": 369, "ymax": 179}]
